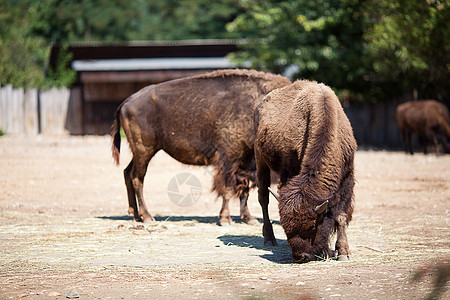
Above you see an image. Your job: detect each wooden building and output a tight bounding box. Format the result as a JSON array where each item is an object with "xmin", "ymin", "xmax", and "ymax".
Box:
[{"xmin": 50, "ymin": 39, "xmax": 241, "ymax": 134}]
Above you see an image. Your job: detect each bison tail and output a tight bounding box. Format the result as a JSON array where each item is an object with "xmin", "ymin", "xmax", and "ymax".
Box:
[{"xmin": 111, "ymin": 108, "xmax": 121, "ymax": 165}]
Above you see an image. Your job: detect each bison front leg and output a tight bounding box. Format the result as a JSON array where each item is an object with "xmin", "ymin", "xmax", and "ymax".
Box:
[
  {"xmin": 334, "ymin": 202, "xmax": 352, "ymax": 261},
  {"xmin": 334, "ymin": 167, "xmax": 354, "ymax": 261},
  {"xmin": 255, "ymin": 149, "xmax": 277, "ymax": 246},
  {"xmin": 406, "ymin": 131, "xmax": 414, "ymax": 155},
  {"xmin": 218, "ymin": 195, "xmax": 233, "ymax": 226},
  {"xmin": 235, "ymin": 172, "xmax": 259, "ymax": 225},
  {"xmin": 239, "ymin": 188, "xmax": 259, "ymax": 225},
  {"xmin": 335, "ymin": 215, "xmax": 351, "ymax": 261}
]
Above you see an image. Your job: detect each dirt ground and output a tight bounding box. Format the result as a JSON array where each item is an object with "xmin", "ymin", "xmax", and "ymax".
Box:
[{"xmin": 0, "ymin": 135, "xmax": 449, "ymax": 300}]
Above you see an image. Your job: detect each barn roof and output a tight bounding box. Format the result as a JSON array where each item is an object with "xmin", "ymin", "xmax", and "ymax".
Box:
[
  {"xmin": 72, "ymin": 57, "xmax": 239, "ymax": 71},
  {"xmin": 52, "ymin": 39, "xmax": 248, "ymax": 135},
  {"xmin": 50, "ymin": 39, "xmax": 244, "ymax": 70}
]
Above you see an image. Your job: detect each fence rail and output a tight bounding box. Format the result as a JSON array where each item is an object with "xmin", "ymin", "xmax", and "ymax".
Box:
[
  {"xmin": 0, "ymin": 85, "xmax": 70, "ymax": 135},
  {"xmin": 0, "ymin": 84, "xmax": 412, "ymax": 149}
]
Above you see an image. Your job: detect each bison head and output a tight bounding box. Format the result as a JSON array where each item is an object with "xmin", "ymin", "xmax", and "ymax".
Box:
[{"xmin": 275, "ymin": 185, "xmax": 332, "ymax": 263}]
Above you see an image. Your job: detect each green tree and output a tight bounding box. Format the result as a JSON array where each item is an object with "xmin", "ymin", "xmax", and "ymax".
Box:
[
  {"xmin": 0, "ymin": 0, "xmax": 243, "ymax": 88},
  {"xmin": 145, "ymin": 0, "xmax": 242, "ymax": 40},
  {"xmin": 364, "ymin": 0, "xmax": 449, "ymax": 101},
  {"xmin": 228, "ymin": 0, "xmax": 374, "ymax": 102},
  {"xmin": 30, "ymin": 0, "xmax": 242, "ymax": 43},
  {"xmin": 30, "ymin": 0, "xmax": 151, "ymax": 43},
  {"xmin": 227, "ymin": 0, "xmax": 449, "ymax": 102},
  {"xmin": 0, "ymin": 0, "xmax": 48, "ymax": 88},
  {"xmin": 0, "ymin": 0, "xmax": 77, "ymax": 88}
]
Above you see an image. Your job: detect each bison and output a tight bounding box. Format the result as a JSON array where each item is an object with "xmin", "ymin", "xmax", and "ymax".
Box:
[
  {"xmin": 254, "ymin": 79, "xmax": 357, "ymax": 263},
  {"xmin": 111, "ymin": 69, "xmax": 291, "ymax": 225},
  {"xmin": 396, "ymin": 100, "xmax": 450, "ymax": 155}
]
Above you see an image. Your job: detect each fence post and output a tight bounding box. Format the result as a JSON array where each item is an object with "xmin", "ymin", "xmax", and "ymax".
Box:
[
  {"xmin": 0, "ymin": 86, "xmax": 6, "ymax": 133},
  {"xmin": 1, "ymin": 85, "xmax": 14, "ymax": 133},
  {"xmin": 11, "ymin": 86, "xmax": 24, "ymax": 134},
  {"xmin": 24, "ymin": 89, "xmax": 39, "ymax": 135},
  {"xmin": 40, "ymin": 87, "xmax": 70, "ymax": 135}
]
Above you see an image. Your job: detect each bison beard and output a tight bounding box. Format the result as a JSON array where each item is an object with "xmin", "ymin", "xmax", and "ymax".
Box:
[
  {"xmin": 254, "ymin": 79, "xmax": 357, "ymax": 263},
  {"xmin": 110, "ymin": 69, "xmax": 291, "ymax": 226}
]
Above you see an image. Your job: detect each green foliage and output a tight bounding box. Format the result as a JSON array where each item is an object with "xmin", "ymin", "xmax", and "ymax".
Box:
[
  {"xmin": 0, "ymin": 0, "xmax": 48, "ymax": 88},
  {"xmin": 364, "ymin": 0, "xmax": 449, "ymax": 101},
  {"xmin": 145, "ymin": 0, "xmax": 243, "ymax": 40},
  {"xmin": 1, "ymin": 0, "xmax": 447, "ymax": 103},
  {"xmin": 228, "ymin": 0, "xmax": 449, "ymax": 102},
  {"xmin": 29, "ymin": 0, "xmax": 150, "ymax": 43},
  {"xmin": 29, "ymin": 0, "xmax": 242, "ymax": 43},
  {"xmin": 0, "ymin": 0, "xmax": 242, "ymax": 89},
  {"xmin": 227, "ymin": 0, "xmax": 376, "ymax": 102},
  {"xmin": 45, "ymin": 45, "xmax": 76, "ymax": 89}
]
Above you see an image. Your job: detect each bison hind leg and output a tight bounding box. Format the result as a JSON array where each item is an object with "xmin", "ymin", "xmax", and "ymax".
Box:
[
  {"xmin": 126, "ymin": 146, "xmax": 159, "ymax": 223},
  {"xmin": 124, "ymin": 161, "xmax": 140, "ymax": 221}
]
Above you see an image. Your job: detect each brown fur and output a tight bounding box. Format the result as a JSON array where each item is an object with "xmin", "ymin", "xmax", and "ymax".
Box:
[
  {"xmin": 254, "ymin": 79, "xmax": 357, "ymax": 263},
  {"xmin": 396, "ymin": 100, "xmax": 450, "ymax": 155},
  {"xmin": 111, "ymin": 69, "xmax": 291, "ymax": 225}
]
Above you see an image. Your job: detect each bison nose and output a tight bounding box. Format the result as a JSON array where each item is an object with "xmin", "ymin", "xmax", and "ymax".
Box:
[{"xmin": 293, "ymin": 252, "xmax": 315, "ymax": 263}]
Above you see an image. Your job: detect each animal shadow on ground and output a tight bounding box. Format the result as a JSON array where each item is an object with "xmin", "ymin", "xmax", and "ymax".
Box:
[
  {"xmin": 154, "ymin": 215, "xmax": 265, "ymax": 224},
  {"xmin": 218, "ymin": 234, "xmax": 293, "ymax": 264},
  {"xmin": 97, "ymin": 216, "xmax": 290, "ymax": 263},
  {"xmin": 98, "ymin": 215, "xmax": 134, "ymax": 221},
  {"xmin": 98, "ymin": 215, "xmax": 265, "ymax": 224}
]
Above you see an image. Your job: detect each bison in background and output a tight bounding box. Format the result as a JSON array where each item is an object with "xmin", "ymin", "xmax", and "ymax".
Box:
[
  {"xmin": 254, "ymin": 80, "xmax": 357, "ymax": 263},
  {"xmin": 111, "ymin": 69, "xmax": 291, "ymax": 226},
  {"xmin": 396, "ymin": 100, "xmax": 450, "ymax": 155}
]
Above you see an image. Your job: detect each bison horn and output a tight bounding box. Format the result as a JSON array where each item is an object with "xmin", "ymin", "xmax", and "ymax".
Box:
[
  {"xmin": 268, "ymin": 187, "xmax": 279, "ymax": 201},
  {"xmin": 314, "ymin": 200, "xmax": 328, "ymax": 214}
]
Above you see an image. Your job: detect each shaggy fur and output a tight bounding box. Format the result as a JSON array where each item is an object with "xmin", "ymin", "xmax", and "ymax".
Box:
[
  {"xmin": 396, "ymin": 100, "xmax": 450, "ymax": 155},
  {"xmin": 254, "ymin": 79, "xmax": 357, "ymax": 263},
  {"xmin": 111, "ymin": 69, "xmax": 291, "ymax": 225}
]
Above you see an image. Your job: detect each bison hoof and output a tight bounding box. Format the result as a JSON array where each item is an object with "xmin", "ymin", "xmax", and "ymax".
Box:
[
  {"xmin": 218, "ymin": 217, "xmax": 233, "ymax": 226},
  {"xmin": 337, "ymin": 255, "xmax": 352, "ymax": 261},
  {"xmin": 244, "ymin": 217, "xmax": 260, "ymax": 226},
  {"xmin": 141, "ymin": 216, "xmax": 156, "ymax": 224}
]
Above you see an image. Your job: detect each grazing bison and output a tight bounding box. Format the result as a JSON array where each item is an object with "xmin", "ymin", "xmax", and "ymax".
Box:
[
  {"xmin": 254, "ymin": 80, "xmax": 357, "ymax": 263},
  {"xmin": 396, "ymin": 100, "xmax": 450, "ymax": 155},
  {"xmin": 111, "ymin": 69, "xmax": 291, "ymax": 225}
]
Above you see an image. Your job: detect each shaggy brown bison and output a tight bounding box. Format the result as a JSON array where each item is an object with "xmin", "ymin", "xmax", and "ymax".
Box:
[
  {"xmin": 111, "ymin": 69, "xmax": 291, "ymax": 225},
  {"xmin": 396, "ymin": 100, "xmax": 450, "ymax": 155},
  {"xmin": 254, "ymin": 80, "xmax": 357, "ymax": 263}
]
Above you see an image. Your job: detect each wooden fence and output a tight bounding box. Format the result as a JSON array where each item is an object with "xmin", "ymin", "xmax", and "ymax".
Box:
[
  {"xmin": 0, "ymin": 85, "xmax": 70, "ymax": 135},
  {"xmin": 0, "ymin": 84, "xmax": 411, "ymax": 149},
  {"xmin": 344, "ymin": 99, "xmax": 406, "ymax": 150}
]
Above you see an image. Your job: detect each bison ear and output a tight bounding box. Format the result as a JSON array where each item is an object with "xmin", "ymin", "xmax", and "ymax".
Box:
[{"xmin": 314, "ymin": 200, "xmax": 328, "ymax": 215}]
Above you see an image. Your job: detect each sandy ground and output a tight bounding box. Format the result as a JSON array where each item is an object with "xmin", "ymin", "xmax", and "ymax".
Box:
[{"xmin": 0, "ymin": 135, "xmax": 449, "ymax": 299}]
